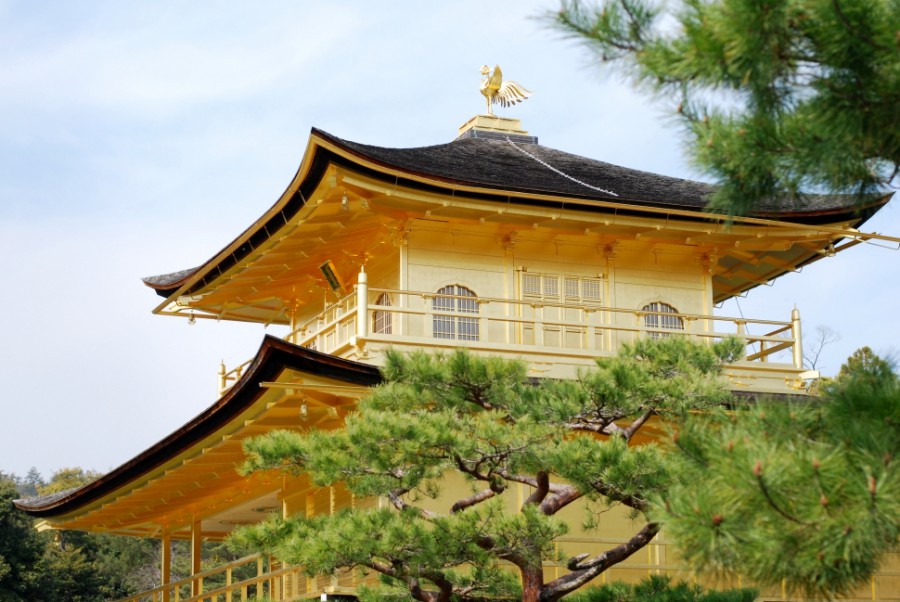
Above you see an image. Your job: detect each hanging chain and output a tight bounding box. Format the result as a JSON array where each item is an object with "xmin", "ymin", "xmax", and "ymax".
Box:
[{"xmin": 505, "ymin": 138, "xmax": 619, "ymax": 197}]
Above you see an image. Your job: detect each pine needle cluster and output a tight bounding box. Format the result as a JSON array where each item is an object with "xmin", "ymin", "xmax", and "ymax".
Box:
[
  {"xmin": 658, "ymin": 348, "xmax": 899, "ymax": 598},
  {"xmin": 549, "ymin": 0, "xmax": 900, "ymax": 216}
]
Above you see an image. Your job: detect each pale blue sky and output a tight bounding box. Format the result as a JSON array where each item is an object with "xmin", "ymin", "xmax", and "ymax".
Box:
[{"xmin": 1, "ymin": 1, "xmax": 897, "ymax": 478}]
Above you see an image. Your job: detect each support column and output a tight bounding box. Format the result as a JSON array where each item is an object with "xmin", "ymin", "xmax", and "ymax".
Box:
[
  {"xmin": 791, "ymin": 306, "xmax": 803, "ymax": 369},
  {"xmin": 398, "ymin": 233, "xmax": 408, "ymax": 336},
  {"xmin": 191, "ymin": 516, "xmax": 203, "ymax": 597},
  {"xmin": 356, "ymin": 266, "xmax": 368, "ymax": 339},
  {"xmin": 160, "ymin": 532, "xmax": 171, "ymax": 602},
  {"xmin": 604, "ymin": 244, "xmax": 617, "ymax": 352}
]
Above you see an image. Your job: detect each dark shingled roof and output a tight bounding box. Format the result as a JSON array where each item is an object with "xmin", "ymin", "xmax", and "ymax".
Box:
[
  {"xmin": 15, "ymin": 487, "xmax": 79, "ymax": 509},
  {"xmin": 142, "ymin": 266, "xmax": 201, "ymax": 289},
  {"xmin": 142, "ymin": 128, "xmax": 891, "ymax": 297},
  {"xmin": 331, "ymin": 132, "xmax": 857, "ymax": 214}
]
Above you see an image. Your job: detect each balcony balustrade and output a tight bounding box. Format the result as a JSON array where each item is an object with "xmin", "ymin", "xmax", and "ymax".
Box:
[{"xmin": 219, "ymin": 274, "xmax": 812, "ymax": 396}]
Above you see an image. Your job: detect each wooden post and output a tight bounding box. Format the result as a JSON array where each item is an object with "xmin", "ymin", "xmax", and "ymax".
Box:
[
  {"xmin": 257, "ymin": 556, "xmax": 265, "ymax": 599},
  {"xmin": 191, "ymin": 517, "xmax": 202, "ymax": 597},
  {"xmin": 161, "ymin": 532, "xmax": 171, "ymax": 602},
  {"xmin": 217, "ymin": 361, "xmax": 227, "ymax": 397},
  {"xmin": 356, "ymin": 266, "xmax": 368, "ymax": 340},
  {"xmin": 791, "ymin": 307, "xmax": 803, "ymax": 369}
]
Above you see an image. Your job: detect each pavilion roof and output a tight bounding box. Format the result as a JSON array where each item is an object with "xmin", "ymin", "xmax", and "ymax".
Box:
[
  {"xmin": 15, "ymin": 336, "xmax": 381, "ymax": 521},
  {"xmin": 142, "ymin": 128, "xmax": 890, "ymax": 299}
]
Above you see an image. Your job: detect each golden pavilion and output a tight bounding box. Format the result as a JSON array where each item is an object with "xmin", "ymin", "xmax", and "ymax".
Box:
[{"xmin": 16, "ymin": 113, "xmax": 898, "ymax": 601}]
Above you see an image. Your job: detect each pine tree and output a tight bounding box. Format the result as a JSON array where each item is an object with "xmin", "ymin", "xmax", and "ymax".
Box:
[
  {"xmin": 547, "ymin": 0, "xmax": 900, "ymax": 216},
  {"xmin": 234, "ymin": 337, "xmax": 742, "ymax": 602},
  {"xmin": 658, "ymin": 349, "xmax": 899, "ymax": 597},
  {"xmin": 0, "ymin": 476, "xmax": 46, "ymax": 601}
]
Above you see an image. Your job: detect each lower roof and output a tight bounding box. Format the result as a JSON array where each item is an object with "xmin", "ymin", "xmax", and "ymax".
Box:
[
  {"xmin": 15, "ymin": 336, "xmax": 381, "ymax": 520},
  {"xmin": 17, "ymin": 332, "xmax": 806, "ymax": 526}
]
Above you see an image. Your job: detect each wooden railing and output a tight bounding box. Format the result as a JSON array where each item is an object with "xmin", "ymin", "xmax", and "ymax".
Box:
[
  {"xmin": 286, "ymin": 286, "xmax": 802, "ymax": 363},
  {"xmin": 116, "ymin": 543, "xmax": 899, "ymax": 602},
  {"xmin": 113, "ymin": 553, "xmax": 272, "ymax": 602},
  {"xmin": 218, "ymin": 279, "xmax": 806, "ymax": 395}
]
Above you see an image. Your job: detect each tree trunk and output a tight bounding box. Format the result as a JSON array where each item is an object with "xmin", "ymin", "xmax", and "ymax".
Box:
[{"xmin": 521, "ymin": 566, "xmax": 544, "ymax": 602}]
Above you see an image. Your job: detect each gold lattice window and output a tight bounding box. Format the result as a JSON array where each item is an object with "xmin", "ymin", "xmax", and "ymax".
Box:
[
  {"xmin": 642, "ymin": 302, "xmax": 684, "ymax": 338},
  {"xmin": 373, "ymin": 293, "xmax": 392, "ymax": 335},
  {"xmin": 521, "ymin": 272, "xmax": 602, "ymax": 304},
  {"xmin": 433, "ymin": 285, "xmax": 479, "ymax": 341}
]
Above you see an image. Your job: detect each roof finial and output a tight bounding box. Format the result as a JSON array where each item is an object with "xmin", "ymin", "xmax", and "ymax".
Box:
[{"xmin": 480, "ymin": 65, "xmax": 533, "ymax": 115}]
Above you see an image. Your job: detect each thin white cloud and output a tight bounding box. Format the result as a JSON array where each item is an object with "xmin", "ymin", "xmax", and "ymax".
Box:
[{"xmin": 0, "ymin": 4, "xmax": 362, "ymax": 114}]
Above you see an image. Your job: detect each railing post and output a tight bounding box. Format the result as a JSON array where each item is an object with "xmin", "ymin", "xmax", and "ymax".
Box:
[
  {"xmin": 734, "ymin": 319, "xmax": 748, "ymax": 357},
  {"xmin": 356, "ymin": 266, "xmax": 368, "ymax": 339},
  {"xmin": 217, "ymin": 361, "xmax": 227, "ymax": 397},
  {"xmin": 791, "ymin": 306, "xmax": 803, "ymax": 369},
  {"xmin": 534, "ymin": 305, "xmax": 544, "ymax": 347},
  {"xmin": 586, "ymin": 309, "xmax": 595, "ymax": 351}
]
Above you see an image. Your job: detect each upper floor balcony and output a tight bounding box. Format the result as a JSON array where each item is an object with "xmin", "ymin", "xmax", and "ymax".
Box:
[{"xmin": 219, "ymin": 271, "xmax": 815, "ymax": 397}]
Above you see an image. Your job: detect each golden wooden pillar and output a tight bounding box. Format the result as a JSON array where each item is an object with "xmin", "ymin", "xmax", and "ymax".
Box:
[
  {"xmin": 160, "ymin": 532, "xmax": 171, "ymax": 602},
  {"xmin": 191, "ymin": 517, "xmax": 202, "ymax": 597}
]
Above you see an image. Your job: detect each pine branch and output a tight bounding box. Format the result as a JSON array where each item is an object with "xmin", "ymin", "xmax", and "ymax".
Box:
[
  {"xmin": 540, "ymin": 484, "xmax": 584, "ymax": 515},
  {"xmin": 563, "ymin": 420, "xmax": 624, "ymax": 436},
  {"xmin": 450, "ymin": 487, "xmax": 500, "ymax": 513},
  {"xmin": 367, "ymin": 560, "xmax": 454, "ymax": 602},
  {"xmin": 420, "ymin": 569, "xmax": 457, "ymax": 602},
  {"xmin": 622, "ymin": 408, "xmax": 655, "ymax": 441},
  {"xmin": 523, "ymin": 471, "xmax": 550, "ymax": 508},
  {"xmin": 550, "ymin": 522, "xmax": 661, "ymax": 596},
  {"xmin": 493, "ymin": 470, "xmax": 571, "ymax": 495},
  {"xmin": 590, "ymin": 480, "xmax": 648, "ymax": 512},
  {"xmin": 830, "ymin": 0, "xmax": 889, "ymax": 50},
  {"xmin": 387, "ymin": 490, "xmax": 439, "ymax": 520},
  {"xmin": 755, "ymin": 471, "xmax": 808, "ymax": 525}
]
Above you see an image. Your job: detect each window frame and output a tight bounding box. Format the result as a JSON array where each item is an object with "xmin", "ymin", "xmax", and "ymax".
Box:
[
  {"xmin": 432, "ymin": 284, "xmax": 479, "ymax": 341},
  {"xmin": 372, "ymin": 293, "xmax": 393, "ymax": 335},
  {"xmin": 641, "ymin": 301, "xmax": 684, "ymax": 338}
]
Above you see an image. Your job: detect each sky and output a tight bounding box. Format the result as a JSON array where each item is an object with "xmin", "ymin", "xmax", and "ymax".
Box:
[{"xmin": 0, "ymin": 1, "xmax": 897, "ymax": 479}]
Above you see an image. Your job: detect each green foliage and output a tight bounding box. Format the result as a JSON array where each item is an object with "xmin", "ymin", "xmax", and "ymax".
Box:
[
  {"xmin": 836, "ymin": 346, "xmax": 897, "ymax": 383},
  {"xmin": 37, "ymin": 467, "xmax": 102, "ymax": 496},
  {"xmin": 0, "ymin": 468, "xmax": 161, "ymax": 601},
  {"xmin": 0, "ymin": 476, "xmax": 46, "ymax": 601},
  {"xmin": 37, "ymin": 544, "xmax": 104, "ymax": 602},
  {"xmin": 548, "ymin": 0, "xmax": 900, "ymax": 215},
  {"xmin": 237, "ymin": 339, "xmax": 738, "ymax": 602},
  {"xmin": 657, "ymin": 348, "xmax": 900, "ymax": 597},
  {"xmin": 565, "ymin": 575, "xmax": 757, "ymax": 602}
]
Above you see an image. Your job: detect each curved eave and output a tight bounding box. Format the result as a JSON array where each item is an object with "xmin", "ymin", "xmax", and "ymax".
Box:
[
  {"xmin": 15, "ymin": 336, "xmax": 381, "ymax": 518},
  {"xmin": 143, "ymin": 128, "xmax": 892, "ymax": 304}
]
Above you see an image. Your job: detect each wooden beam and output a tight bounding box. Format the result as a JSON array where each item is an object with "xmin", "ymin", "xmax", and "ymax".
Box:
[{"xmin": 191, "ymin": 516, "xmax": 202, "ymax": 597}]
